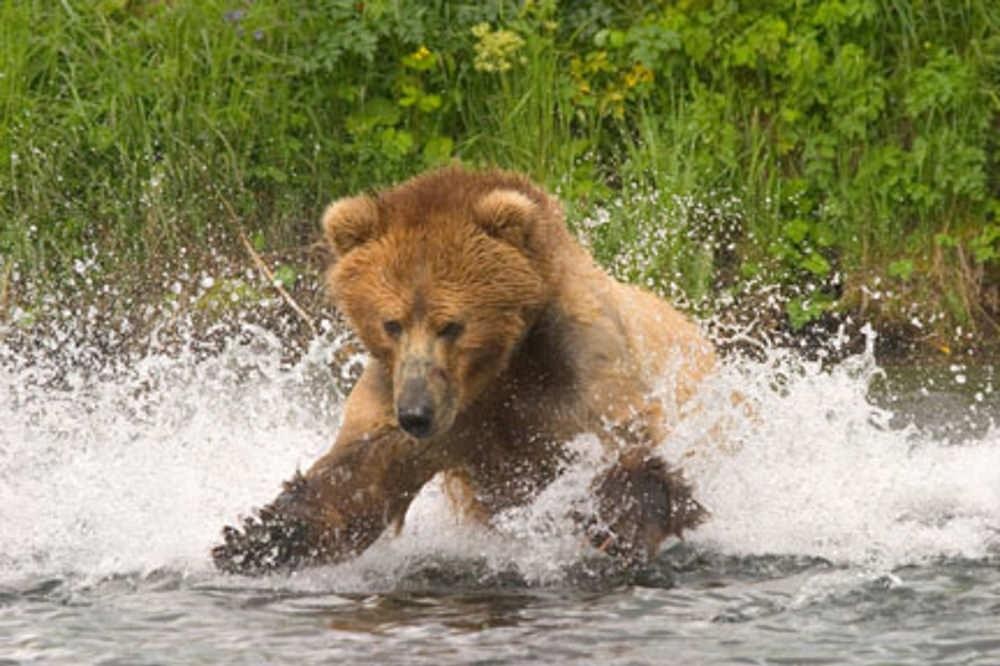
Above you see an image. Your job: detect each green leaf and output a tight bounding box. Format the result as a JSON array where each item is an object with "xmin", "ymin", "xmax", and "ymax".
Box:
[
  {"xmin": 786, "ymin": 298, "xmax": 816, "ymax": 331},
  {"xmin": 800, "ymin": 252, "xmax": 831, "ymax": 276},
  {"xmin": 345, "ymin": 98, "xmax": 401, "ymax": 135},
  {"xmin": 972, "ymin": 224, "xmax": 1000, "ymax": 263},
  {"xmin": 397, "ymin": 83, "xmax": 422, "ymax": 108},
  {"xmin": 887, "ymin": 258, "xmax": 914, "ymax": 281},
  {"xmin": 811, "ymin": 224, "xmax": 837, "ymax": 247},
  {"xmin": 934, "ymin": 232, "xmax": 958, "ymax": 248},
  {"xmin": 973, "ymin": 245, "xmax": 997, "ymax": 264},
  {"xmin": 417, "ymin": 93, "xmax": 442, "ymax": 113},
  {"xmin": 251, "ymin": 232, "xmax": 266, "ymax": 253},
  {"xmin": 378, "ymin": 128, "xmax": 414, "ymax": 158},
  {"xmin": 272, "ymin": 264, "xmax": 298, "ymax": 289},
  {"xmin": 786, "ymin": 294, "xmax": 834, "ymax": 331},
  {"xmin": 783, "ymin": 219, "xmax": 810, "ymax": 244},
  {"xmin": 422, "ymin": 136, "xmax": 453, "ymax": 165}
]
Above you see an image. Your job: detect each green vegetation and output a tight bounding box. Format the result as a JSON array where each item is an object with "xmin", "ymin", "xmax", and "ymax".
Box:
[{"xmin": 2, "ymin": 1, "xmax": 999, "ymax": 354}]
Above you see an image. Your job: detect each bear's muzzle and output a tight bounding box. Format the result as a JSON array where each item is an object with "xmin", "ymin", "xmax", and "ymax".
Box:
[{"xmin": 397, "ymin": 375, "xmax": 435, "ymax": 439}]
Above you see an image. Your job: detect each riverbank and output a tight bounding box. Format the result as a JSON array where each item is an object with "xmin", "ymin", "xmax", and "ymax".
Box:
[
  {"xmin": 1, "ymin": 227, "xmax": 995, "ymax": 370},
  {"xmin": 2, "ymin": 1, "xmax": 998, "ymax": 356}
]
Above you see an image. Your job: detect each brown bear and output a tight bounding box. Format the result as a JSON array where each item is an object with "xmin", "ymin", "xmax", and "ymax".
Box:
[{"xmin": 212, "ymin": 166, "xmax": 716, "ymax": 574}]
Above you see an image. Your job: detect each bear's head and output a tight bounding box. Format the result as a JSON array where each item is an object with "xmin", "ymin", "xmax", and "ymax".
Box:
[{"xmin": 322, "ymin": 168, "xmax": 554, "ymax": 439}]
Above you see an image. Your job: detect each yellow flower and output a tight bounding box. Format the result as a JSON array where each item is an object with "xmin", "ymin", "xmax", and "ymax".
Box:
[
  {"xmin": 402, "ymin": 45, "xmax": 436, "ymax": 71},
  {"xmin": 471, "ymin": 23, "xmax": 525, "ymax": 73},
  {"xmin": 624, "ymin": 63, "xmax": 654, "ymax": 88}
]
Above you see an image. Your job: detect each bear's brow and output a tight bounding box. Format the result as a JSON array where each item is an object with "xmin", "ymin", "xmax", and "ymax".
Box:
[
  {"xmin": 406, "ymin": 291, "xmax": 466, "ymax": 326},
  {"xmin": 411, "ymin": 290, "xmax": 426, "ymax": 320}
]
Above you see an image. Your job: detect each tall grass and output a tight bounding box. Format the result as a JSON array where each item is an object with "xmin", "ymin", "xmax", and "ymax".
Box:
[
  {"xmin": 3, "ymin": 2, "xmax": 328, "ymax": 268},
  {"xmin": 601, "ymin": 0, "xmax": 1000, "ymax": 337},
  {"xmin": 2, "ymin": 0, "xmax": 998, "ymax": 351}
]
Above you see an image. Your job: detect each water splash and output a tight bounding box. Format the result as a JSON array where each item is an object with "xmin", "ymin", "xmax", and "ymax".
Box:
[
  {"xmin": 0, "ymin": 320, "xmax": 997, "ymax": 590},
  {"xmin": 0, "ymin": 325, "xmax": 345, "ymax": 584},
  {"xmin": 682, "ymin": 348, "xmax": 1000, "ymax": 568}
]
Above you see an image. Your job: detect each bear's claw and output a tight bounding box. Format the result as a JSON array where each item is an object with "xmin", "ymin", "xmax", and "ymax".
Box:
[
  {"xmin": 212, "ymin": 470, "xmax": 393, "ymax": 575},
  {"xmin": 585, "ymin": 452, "xmax": 707, "ymax": 565},
  {"xmin": 212, "ymin": 509, "xmax": 320, "ymax": 575},
  {"xmin": 212, "ymin": 472, "xmax": 325, "ymax": 575}
]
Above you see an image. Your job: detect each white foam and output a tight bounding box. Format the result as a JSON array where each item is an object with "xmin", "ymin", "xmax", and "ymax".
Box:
[
  {"xmin": 681, "ymin": 349, "xmax": 1000, "ymax": 568},
  {"xmin": 0, "ymin": 327, "xmax": 343, "ymax": 583}
]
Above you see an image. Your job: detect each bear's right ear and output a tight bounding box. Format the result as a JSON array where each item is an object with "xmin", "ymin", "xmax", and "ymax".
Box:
[
  {"xmin": 321, "ymin": 195, "xmax": 382, "ymax": 256},
  {"xmin": 473, "ymin": 188, "xmax": 539, "ymax": 249}
]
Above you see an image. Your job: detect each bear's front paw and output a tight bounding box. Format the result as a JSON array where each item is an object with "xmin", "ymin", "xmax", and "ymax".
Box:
[
  {"xmin": 211, "ymin": 506, "xmax": 321, "ymax": 575},
  {"xmin": 212, "ymin": 472, "xmax": 328, "ymax": 575},
  {"xmin": 585, "ymin": 452, "xmax": 707, "ymax": 565}
]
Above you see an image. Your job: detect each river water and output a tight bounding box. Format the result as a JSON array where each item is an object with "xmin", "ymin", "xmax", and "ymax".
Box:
[{"xmin": 1, "ymin": 320, "xmax": 998, "ymax": 664}]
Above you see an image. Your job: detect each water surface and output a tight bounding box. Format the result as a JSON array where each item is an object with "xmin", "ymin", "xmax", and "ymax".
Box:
[{"xmin": 1, "ymin": 324, "xmax": 997, "ymax": 664}]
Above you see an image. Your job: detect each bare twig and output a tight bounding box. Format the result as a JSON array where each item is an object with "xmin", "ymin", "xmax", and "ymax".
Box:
[
  {"xmin": 0, "ymin": 262, "xmax": 12, "ymax": 322},
  {"xmin": 954, "ymin": 244, "xmax": 999, "ymax": 334},
  {"xmin": 218, "ymin": 196, "xmax": 319, "ymax": 338}
]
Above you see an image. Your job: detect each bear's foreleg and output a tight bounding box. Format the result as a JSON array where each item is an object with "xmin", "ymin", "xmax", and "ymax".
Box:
[
  {"xmin": 583, "ymin": 449, "xmax": 706, "ymax": 565},
  {"xmin": 212, "ymin": 428, "xmax": 442, "ymax": 574}
]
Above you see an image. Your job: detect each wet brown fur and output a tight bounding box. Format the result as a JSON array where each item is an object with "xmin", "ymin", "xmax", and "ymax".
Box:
[{"xmin": 213, "ymin": 166, "xmax": 716, "ymax": 574}]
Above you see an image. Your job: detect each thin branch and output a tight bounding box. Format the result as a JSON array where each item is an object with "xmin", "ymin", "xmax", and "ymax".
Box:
[
  {"xmin": 218, "ymin": 195, "xmax": 319, "ymax": 338},
  {"xmin": 955, "ymin": 244, "xmax": 999, "ymax": 334},
  {"xmin": 0, "ymin": 262, "xmax": 12, "ymax": 322}
]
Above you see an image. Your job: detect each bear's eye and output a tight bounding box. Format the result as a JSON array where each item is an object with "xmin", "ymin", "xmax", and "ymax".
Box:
[
  {"xmin": 438, "ymin": 321, "xmax": 464, "ymax": 340},
  {"xmin": 383, "ymin": 320, "xmax": 403, "ymax": 338}
]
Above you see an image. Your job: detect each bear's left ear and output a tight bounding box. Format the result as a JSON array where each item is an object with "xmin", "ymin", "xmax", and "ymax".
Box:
[
  {"xmin": 321, "ymin": 195, "xmax": 382, "ymax": 256},
  {"xmin": 473, "ymin": 189, "xmax": 538, "ymax": 249}
]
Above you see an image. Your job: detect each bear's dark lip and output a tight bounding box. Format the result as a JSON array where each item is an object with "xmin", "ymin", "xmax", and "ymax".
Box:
[
  {"xmin": 396, "ymin": 409, "xmax": 456, "ymax": 440},
  {"xmin": 399, "ymin": 419, "xmax": 434, "ymax": 439}
]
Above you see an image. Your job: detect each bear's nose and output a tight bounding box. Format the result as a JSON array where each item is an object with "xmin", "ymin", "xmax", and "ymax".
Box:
[
  {"xmin": 397, "ymin": 378, "xmax": 435, "ymax": 438},
  {"xmin": 398, "ymin": 405, "xmax": 434, "ymax": 438}
]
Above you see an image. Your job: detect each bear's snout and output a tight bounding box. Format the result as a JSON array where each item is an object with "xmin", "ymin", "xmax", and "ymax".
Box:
[{"xmin": 397, "ymin": 377, "xmax": 436, "ymax": 438}]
